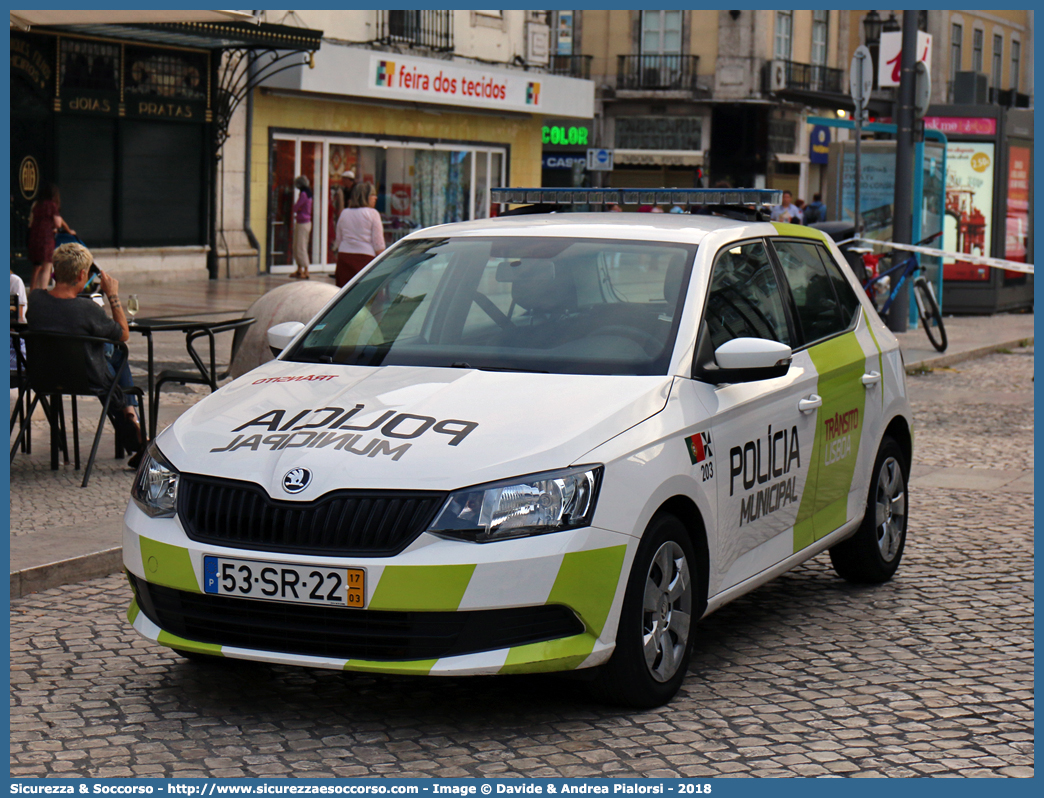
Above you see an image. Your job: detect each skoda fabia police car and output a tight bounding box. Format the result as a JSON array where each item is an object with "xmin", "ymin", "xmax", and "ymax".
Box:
[{"xmin": 125, "ymin": 188, "xmax": 912, "ymax": 707}]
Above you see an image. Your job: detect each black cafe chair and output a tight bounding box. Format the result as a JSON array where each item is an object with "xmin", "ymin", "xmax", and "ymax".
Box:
[
  {"xmin": 152, "ymin": 317, "xmax": 255, "ymax": 432},
  {"xmin": 10, "ymin": 331, "xmax": 34, "ymax": 457},
  {"xmin": 10, "ymin": 331, "xmax": 147, "ymax": 488}
]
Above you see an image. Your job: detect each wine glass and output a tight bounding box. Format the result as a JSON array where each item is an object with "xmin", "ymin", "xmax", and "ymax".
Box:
[{"xmin": 127, "ymin": 294, "xmax": 140, "ymax": 318}]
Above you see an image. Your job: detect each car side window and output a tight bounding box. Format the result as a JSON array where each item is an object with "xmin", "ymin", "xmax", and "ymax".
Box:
[
  {"xmin": 771, "ymin": 239, "xmax": 849, "ymax": 344},
  {"xmin": 815, "ymin": 245, "xmax": 863, "ymax": 329},
  {"xmin": 704, "ymin": 240, "xmax": 791, "ymax": 350}
]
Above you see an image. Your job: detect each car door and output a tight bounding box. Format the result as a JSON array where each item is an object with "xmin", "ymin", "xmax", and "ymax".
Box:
[
  {"xmin": 769, "ymin": 237, "xmax": 881, "ymax": 544},
  {"xmin": 686, "ymin": 239, "xmax": 820, "ymax": 594}
]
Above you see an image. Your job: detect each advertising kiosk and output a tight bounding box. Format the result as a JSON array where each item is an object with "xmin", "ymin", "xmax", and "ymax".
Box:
[{"xmin": 926, "ymin": 105, "xmax": 1033, "ymax": 313}]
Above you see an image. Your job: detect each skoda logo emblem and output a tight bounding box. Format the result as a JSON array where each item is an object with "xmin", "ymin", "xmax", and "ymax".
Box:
[{"xmin": 282, "ymin": 467, "xmax": 311, "ymax": 494}]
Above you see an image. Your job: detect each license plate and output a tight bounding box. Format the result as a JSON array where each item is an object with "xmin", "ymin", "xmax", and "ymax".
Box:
[{"xmin": 203, "ymin": 555, "xmax": 364, "ymax": 608}]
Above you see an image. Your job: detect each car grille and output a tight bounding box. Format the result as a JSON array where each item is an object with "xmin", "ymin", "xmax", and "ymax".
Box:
[
  {"xmin": 130, "ymin": 574, "xmax": 585, "ymax": 662},
  {"xmin": 177, "ymin": 474, "xmax": 446, "ymax": 557}
]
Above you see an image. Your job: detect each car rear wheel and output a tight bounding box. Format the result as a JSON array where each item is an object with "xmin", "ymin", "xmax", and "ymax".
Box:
[
  {"xmin": 829, "ymin": 436, "xmax": 908, "ymax": 583},
  {"xmin": 590, "ymin": 513, "xmax": 697, "ymax": 708}
]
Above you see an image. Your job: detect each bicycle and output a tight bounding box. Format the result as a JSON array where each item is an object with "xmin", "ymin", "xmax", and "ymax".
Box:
[{"xmin": 862, "ymin": 235, "xmax": 948, "ymax": 353}]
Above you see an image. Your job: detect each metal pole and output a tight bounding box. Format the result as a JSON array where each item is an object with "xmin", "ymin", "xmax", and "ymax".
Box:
[
  {"xmin": 909, "ymin": 138, "xmax": 925, "ymax": 328},
  {"xmin": 854, "ymin": 108, "xmax": 862, "ymax": 237},
  {"xmin": 888, "ymin": 10, "xmax": 919, "ymax": 332}
]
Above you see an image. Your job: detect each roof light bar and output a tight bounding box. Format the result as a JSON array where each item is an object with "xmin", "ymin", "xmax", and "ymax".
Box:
[{"xmin": 490, "ymin": 187, "xmax": 782, "ymax": 207}]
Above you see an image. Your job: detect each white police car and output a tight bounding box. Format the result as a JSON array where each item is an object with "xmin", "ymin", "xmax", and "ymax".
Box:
[{"xmin": 126, "ymin": 188, "xmax": 912, "ymax": 707}]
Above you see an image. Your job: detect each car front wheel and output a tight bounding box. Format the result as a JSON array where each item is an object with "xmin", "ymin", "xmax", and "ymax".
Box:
[{"xmin": 590, "ymin": 513, "xmax": 697, "ymax": 708}]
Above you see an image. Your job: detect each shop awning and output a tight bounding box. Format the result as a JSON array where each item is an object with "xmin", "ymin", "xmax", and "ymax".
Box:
[
  {"xmin": 613, "ymin": 149, "xmax": 704, "ymax": 167},
  {"xmin": 10, "ymin": 10, "xmax": 256, "ymax": 31},
  {"xmin": 10, "ymin": 12, "xmax": 323, "ymax": 53},
  {"xmin": 13, "ymin": 12, "xmax": 324, "ymax": 154}
]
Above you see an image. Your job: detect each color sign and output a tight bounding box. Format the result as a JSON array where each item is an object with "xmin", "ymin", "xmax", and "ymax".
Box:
[{"xmin": 943, "ymin": 143, "xmax": 995, "ymax": 281}]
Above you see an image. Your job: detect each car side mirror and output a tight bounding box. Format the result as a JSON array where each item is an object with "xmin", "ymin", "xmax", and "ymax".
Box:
[
  {"xmin": 693, "ymin": 335, "xmax": 792, "ymax": 384},
  {"xmin": 267, "ymin": 321, "xmax": 306, "ymax": 357}
]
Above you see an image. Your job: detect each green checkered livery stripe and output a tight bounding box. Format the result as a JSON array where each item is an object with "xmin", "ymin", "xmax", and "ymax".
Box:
[
  {"xmin": 772, "ymin": 223, "xmax": 829, "ymax": 242},
  {"xmin": 547, "ymin": 546, "xmax": 627, "ymax": 636},
  {"xmin": 368, "ymin": 564, "xmax": 476, "ymax": 611},
  {"xmin": 500, "ymin": 545, "xmax": 627, "ymax": 674},
  {"xmin": 127, "ymin": 599, "xmax": 140, "ymax": 625},
  {"xmin": 793, "ymin": 331, "xmax": 867, "ymax": 551},
  {"xmin": 499, "ymin": 633, "xmax": 599, "ymax": 674},
  {"xmin": 344, "ymin": 659, "xmax": 437, "ymax": 675},
  {"xmin": 139, "ymin": 538, "xmax": 200, "ymax": 593},
  {"xmin": 158, "ymin": 631, "xmax": 224, "ymax": 658}
]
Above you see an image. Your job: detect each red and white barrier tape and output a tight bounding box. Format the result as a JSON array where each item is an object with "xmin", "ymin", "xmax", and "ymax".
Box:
[{"xmin": 833, "ymin": 237, "xmax": 1033, "ymax": 275}]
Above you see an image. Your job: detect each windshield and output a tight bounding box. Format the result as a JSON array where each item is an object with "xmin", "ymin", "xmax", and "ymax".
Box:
[{"xmin": 287, "ymin": 236, "xmax": 697, "ymax": 376}]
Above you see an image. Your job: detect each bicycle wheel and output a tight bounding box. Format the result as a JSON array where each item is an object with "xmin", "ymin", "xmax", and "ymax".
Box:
[{"xmin": 913, "ymin": 277, "xmax": 947, "ymax": 352}]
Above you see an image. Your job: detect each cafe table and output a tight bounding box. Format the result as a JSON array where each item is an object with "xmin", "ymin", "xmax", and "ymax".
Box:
[{"xmin": 128, "ymin": 316, "xmax": 255, "ymax": 439}]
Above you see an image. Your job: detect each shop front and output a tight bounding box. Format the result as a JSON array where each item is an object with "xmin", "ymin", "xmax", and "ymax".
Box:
[
  {"xmin": 257, "ymin": 44, "xmax": 594, "ymax": 274},
  {"xmin": 11, "ymin": 29, "xmax": 212, "ymax": 283},
  {"xmin": 10, "ymin": 21, "xmax": 322, "ymax": 284},
  {"xmin": 540, "ymin": 118, "xmax": 593, "ymax": 188}
]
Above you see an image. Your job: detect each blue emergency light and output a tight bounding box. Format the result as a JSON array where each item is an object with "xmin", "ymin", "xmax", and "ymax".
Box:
[{"xmin": 490, "ymin": 187, "xmax": 782, "ymax": 207}]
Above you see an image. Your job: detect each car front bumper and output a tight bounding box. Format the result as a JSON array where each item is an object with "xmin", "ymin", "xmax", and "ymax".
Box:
[{"xmin": 124, "ymin": 503, "xmax": 635, "ymax": 676}]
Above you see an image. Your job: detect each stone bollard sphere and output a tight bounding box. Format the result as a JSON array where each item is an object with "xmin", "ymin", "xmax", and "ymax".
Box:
[{"xmin": 230, "ymin": 281, "xmax": 339, "ymax": 379}]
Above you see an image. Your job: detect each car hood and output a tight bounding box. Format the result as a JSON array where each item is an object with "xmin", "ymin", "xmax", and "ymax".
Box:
[{"xmin": 159, "ymin": 361, "xmax": 673, "ymax": 497}]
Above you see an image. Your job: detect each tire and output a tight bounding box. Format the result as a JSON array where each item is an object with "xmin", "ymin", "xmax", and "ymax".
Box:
[
  {"xmin": 913, "ymin": 277, "xmax": 948, "ymax": 352},
  {"xmin": 590, "ymin": 513, "xmax": 697, "ymax": 708},
  {"xmin": 829, "ymin": 437, "xmax": 908, "ymax": 583}
]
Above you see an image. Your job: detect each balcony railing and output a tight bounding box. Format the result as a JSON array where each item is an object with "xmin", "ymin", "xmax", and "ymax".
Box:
[
  {"xmin": 549, "ymin": 55, "xmax": 592, "ymax": 80},
  {"xmin": 377, "ymin": 10, "xmax": 453, "ymax": 52},
  {"xmin": 617, "ymin": 54, "xmax": 699, "ymax": 92},
  {"xmin": 766, "ymin": 59, "xmax": 844, "ymax": 95}
]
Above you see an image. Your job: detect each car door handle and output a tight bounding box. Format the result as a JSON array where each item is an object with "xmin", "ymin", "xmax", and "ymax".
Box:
[
  {"xmin": 862, "ymin": 371, "xmax": 882, "ymax": 387},
  {"xmin": 798, "ymin": 394, "xmax": 822, "ymax": 414}
]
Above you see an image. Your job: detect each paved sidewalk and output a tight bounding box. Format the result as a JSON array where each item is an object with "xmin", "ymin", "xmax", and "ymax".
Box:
[{"xmin": 8, "ymin": 275, "xmax": 1034, "ymax": 597}]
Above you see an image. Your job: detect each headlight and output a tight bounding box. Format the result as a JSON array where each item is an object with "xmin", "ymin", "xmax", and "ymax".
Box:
[
  {"xmin": 131, "ymin": 442, "xmax": 180, "ymax": 518},
  {"xmin": 429, "ymin": 465, "xmax": 602, "ymax": 543}
]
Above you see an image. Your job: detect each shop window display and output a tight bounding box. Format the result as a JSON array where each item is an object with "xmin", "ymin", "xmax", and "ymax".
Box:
[{"xmin": 269, "ymin": 136, "xmax": 505, "ymax": 272}]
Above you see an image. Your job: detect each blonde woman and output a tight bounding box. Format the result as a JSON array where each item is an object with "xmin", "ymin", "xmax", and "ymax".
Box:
[
  {"xmin": 290, "ymin": 175, "xmax": 313, "ymax": 279},
  {"xmin": 333, "ymin": 182, "xmax": 385, "ymax": 288}
]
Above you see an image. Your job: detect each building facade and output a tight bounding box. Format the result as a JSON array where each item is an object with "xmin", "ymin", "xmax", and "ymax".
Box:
[
  {"xmin": 575, "ymin": 10, "xmax": 852, "ymax": 203},
  {"xmin": 237, "ymin": 10, "xmax": 594, "ymax": 276}
]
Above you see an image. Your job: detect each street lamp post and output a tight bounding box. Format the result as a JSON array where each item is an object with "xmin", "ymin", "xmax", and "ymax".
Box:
[{"xmin": 863, "ymin": 10, "xmax": 883, "ymax": 88}]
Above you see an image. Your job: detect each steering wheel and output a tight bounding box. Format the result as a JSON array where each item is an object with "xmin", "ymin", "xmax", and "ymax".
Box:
[{"xmin": 590, "ymin": 325, "xmax": 661, "ymax": 354}]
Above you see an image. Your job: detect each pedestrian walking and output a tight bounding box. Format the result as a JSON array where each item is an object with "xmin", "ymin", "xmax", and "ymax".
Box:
[
  {"xmin": 770, "ymin": 190, "xmax": 803, "ymax": 224},
  {"xmin": 804, "ymin": 193, "xmax": 826, "ymax": 224},
  {"xmin": 290, "ymin": 175, "xmax": 313, "ymax": 280},
  {"xmin": 333, "ymin": 182, "xmax": 385, "ymax": 288},
  {"xmin": 27, "ymin": 184, "xmax": 76, "ymax": 290}
]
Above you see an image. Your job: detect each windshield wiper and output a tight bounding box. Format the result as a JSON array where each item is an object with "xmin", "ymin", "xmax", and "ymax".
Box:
[
  {"xmin": 448, "ymin": 361, "xmax": 548, "ymax": 374},
  {"xmin": 288, "ymin": 354, "xmax": 333, "ymax": 364}
]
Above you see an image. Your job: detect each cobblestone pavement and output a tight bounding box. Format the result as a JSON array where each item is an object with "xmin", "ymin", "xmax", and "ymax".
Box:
[{"xmin": 10, "ymin": 352, "xmax": 1033, "ymax": 778}]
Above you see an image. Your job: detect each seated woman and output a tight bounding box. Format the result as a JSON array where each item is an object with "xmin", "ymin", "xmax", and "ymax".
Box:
[{"xmin": 26, "ymin": 242, "xmax": 143, "ymax": 466}]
